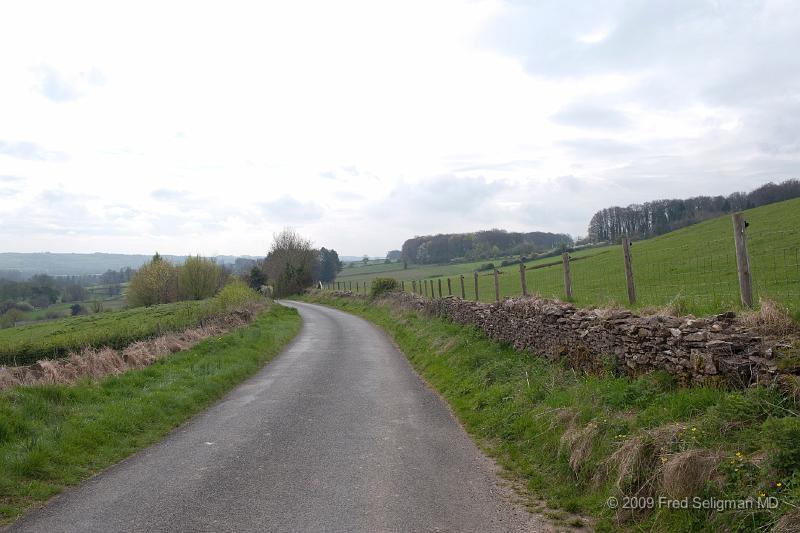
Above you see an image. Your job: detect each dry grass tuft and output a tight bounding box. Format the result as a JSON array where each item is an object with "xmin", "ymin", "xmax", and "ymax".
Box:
[
  {"xmin": 773, "ymin": 509, "xmax": 800, "ymax": 533},
  {"xmin": 777, "ymin": 374, "xmax": 800, "ymax": 402},
  {"xmin": 560, "ymin": 422, "xmax": 599, "ymax": 475},
  {"xmin": 549, "ymin": 407, "xmax": 578, "ymax": 433},
  {"xmin": 607, "ymin": 423, "xmax": 685, "ymax": 496},
  {"xmin": 434, "ymin": 337, "xmax": 459, "ymax": 355},
  {"xmin": 740, "ymin": 298, "xmax": 798, "ymax": 337},
  {"xmin": 661, "ymin": 448, "xmax": 719, "ymax": 498},
  {"xmin": 609, "ymin": 435, "xmax": 650, "ymax": 493},
  {"xmin": 0, "ymin": 366, "xmax": 20, "ymax": 388},
  {"xmin": 638, "ymin": 305, "xmax": 661, "ymax": 316}
]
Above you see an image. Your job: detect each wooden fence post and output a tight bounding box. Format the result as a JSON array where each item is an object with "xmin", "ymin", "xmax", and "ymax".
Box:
[
  {"xmin": 447, "ymin": 277, "xmax": 452, "ymax": 296},
  {"xmin": 622, "ymin": 236, "xmax": 636, "ymax": 305},
  {"xmin": 459, "ymin": 275, "xmax": 466, "ymax": 299},
  {"xmin": 519, "ymin": 260, "xmax": 528, "ymax": 296},
  {"xmin": 473, "ymin": 271, "xmax": 479, "ymax": 301},
  {"xmin": 423, "ymin": 280, "xmax": 428, "ymax": 297},
  {"xmin": 732, "ymin": 212, "xmax": 754, "ymax": 307},
  {"xmin": 494, "ymin": 269, "xmax": 500, "ymax": 303},
  {"xmin": 412, "ymin": 280, "xmax": 417, "ymax": 294},
  {"xmin": 349, "ymin": 281, "xmax": 352, "ymax": 291},
  {"xmin": 562, "ymin": 252, "xmax": 573, "ymax": 299},
  {"xmin": 401, "ymin": 280, "xmax": 405, "ymax": 292},
  {"xmin": 437, "ymin": 279, "xmax": 442, "ymax": 298}
]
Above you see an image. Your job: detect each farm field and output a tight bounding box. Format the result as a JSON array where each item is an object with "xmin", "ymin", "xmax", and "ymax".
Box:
[
  {"xmin": 338, "ymin": 198, "xmax": 800, "ymax": 316},
  {"xmin": 335, "ymin": 247, "xmax": 605, "ymax": 284},
  {"xmin": 0, "ymin": 282, "xmax": 261, "ymax": 366}
]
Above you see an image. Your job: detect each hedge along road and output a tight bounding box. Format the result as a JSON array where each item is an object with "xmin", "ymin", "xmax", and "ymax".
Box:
[{"xmin": 8, "ymin": 301, "xmax": 546, "ymax": 533}]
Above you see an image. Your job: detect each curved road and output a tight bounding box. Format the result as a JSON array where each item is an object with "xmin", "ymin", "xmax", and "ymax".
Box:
[{"xmin": 10, "ymin": 301, "xmax": 545, "ymax": 532}]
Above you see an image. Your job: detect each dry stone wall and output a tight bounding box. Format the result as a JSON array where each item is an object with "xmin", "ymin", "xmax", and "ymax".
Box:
[{"xmin": 374, "ymin": 292, "xmax": 795, "ymax": 388}]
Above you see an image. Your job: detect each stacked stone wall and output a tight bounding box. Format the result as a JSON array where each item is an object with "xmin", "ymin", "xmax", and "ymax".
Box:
[{"xmin": 376, "ymin": 292, "xmax": 795, "ymax": 387}]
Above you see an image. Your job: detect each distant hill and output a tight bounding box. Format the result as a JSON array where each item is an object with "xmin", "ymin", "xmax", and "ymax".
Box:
[{"xmin": 0, "ymin": 253, "xmax": 259, "ymax": 279}]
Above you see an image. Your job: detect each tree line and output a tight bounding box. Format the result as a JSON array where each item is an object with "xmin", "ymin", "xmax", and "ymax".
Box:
[
  {"xmin": 401, "ymin": 229, "xmax": 573, "ymax": 265},
  {"xmin": 587, "ymin": 179, "xmax": 800, "ymax": 243},
  {"xmin": 126, "ymin": 254, "xmax": 232, "ymax": 307}
]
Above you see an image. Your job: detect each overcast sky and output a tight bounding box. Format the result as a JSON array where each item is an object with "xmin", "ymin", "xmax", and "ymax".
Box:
[{"xmin": 1, "ymin": 0, "xmax": 799, "ymax": 257}]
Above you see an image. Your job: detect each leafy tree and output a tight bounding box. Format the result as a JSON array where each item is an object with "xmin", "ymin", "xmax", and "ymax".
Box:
[
  {"xmin": 362, "ymin": 255, "xmax": 369, "ymax": 265},
  {"xmin": 62, "ymin": 283, "xmax": 88, "ymax": 302},
  {"xmin": 127, "ymin": 253, "xmax": 178, "ymax": 307},
  {"xmin": 247, "ymin": 265, "xmax": 267, "ymax": 289},
  {"xmin": 0, "ymin": 308, "xmax": 22, "ymax": 328},
  {"xmin": 263, "ymin": 229, "xmax": 318, "ymax": 297},
  {"xmin": 177, "ymin": 255, "xmax": 222, "ymax": 300},
  {"xmin": 386, "ymin": 250, "xmax": 402, "ymax": 262},
  {"xmin": 313, "ymin": 248, "xmax": 342, "ymax": 282}
]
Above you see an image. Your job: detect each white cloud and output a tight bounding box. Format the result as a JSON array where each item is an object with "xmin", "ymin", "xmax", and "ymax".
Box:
[{"xmin": 0, "ymin": 0, "xmax": 798, "ymax": 256}]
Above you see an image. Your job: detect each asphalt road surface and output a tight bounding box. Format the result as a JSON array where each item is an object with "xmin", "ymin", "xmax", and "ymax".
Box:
[{"xmin": 9, "ymin": 301, "xmax": 546, "ymax": 533}]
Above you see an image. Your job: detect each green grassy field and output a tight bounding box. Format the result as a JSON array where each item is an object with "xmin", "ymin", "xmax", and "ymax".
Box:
[
  {"xmin": 12, "ymin": 282, "xmax": 129, "ymax": 324},
  {"xmin": 0, "ymin": 283, "xmax": 262, "ymax": 366},
  {"xmin": 300, "ymin": 293, "xmax": 800, "ymax": 532},
  {"xmin": 0, "ymin": 303, "xmax": 301, "ymax": 525},
  {"xmin": 338, "ymin": 199, "xmax": 800, "ymax": 316},
  {"xmin": 335, "ymin": 247, "xmax": 604, "ymax": 284}
]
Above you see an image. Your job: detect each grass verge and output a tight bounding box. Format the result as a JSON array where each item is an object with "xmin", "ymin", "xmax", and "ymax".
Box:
[
  {"xmin": 0, "ymin": 303, "xmax": 301, "ymax": 525},
  {"xmin": 299, "ymin": 293, "xmax": 800, "ymax": 532}
]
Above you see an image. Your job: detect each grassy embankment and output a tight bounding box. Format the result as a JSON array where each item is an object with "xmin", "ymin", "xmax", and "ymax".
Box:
[
  {"xmin": 0, "ymin": 283, "xmax": 260, "ymax": 366},
  {"xmin": 337, "ymin": 198, "xmax": 800, "ymax": 317},
  {"xmin": 0, "ymin": 301, "xmax": 301, "ymax": 525},
  {"xmin": 300, "ymin": 293, "xmax": 800, "ymax": 532}
]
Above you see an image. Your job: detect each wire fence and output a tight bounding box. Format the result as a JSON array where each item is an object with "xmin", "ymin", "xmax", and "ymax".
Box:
[{"xmin": 325, "ymin": 213, "xmax": 800, "ymax": 315}]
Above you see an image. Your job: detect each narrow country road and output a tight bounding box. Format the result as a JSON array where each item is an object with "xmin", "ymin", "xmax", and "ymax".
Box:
[{"xmin": 9, "ymin": 301, "xmax": 546, "ymax": 533}]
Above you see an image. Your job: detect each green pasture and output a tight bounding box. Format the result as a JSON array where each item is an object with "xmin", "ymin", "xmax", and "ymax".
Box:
[{"xmin": 339, "ymin": 198, "xmax": 800, "ymax": 316}]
